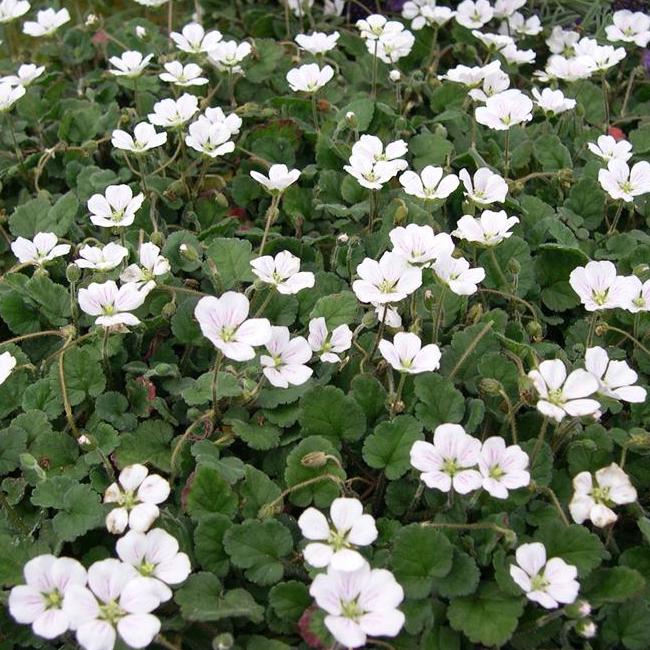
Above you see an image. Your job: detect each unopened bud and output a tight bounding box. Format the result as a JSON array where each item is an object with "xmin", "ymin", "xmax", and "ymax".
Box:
[
  {"xmin": 466, "ymin": 302, "xmax": 483, "ymax": 324},
  {"xmin": 150, "ymin": 231, "xmax": 164, "ymax": 247},
  {"xmin": 212, "ymin": 633, "xmax": 234, "ymax": 650},
  {"xmin": 162, "ymin": 302, "xmax": 177, "ymax": 318},
  {"xmin": 518, "ymin": 375, "xmax": 537, "ymax": 403},
  {"xmin": 345, "ymin": 111, "xmax": 357, "ymax": 128},
  {"xmin": 60, "ymin": 324, "xmax": 76, "ymax": 339},
  {"xmin": 576, "ymin": 619, "xmax": 597, "ymax": 639},
  {"xmin": 507, "ymin": 258, "xmax": 521, "ymax": 275},
  {"xmin": 135, "ymin": 25, "xmax": 147, "ymax": 39},
  {"xmin": 526, "ymin": 320, "xmax": 543, "ymax": 341},
  {"xmin": 391, "ymin": 399, "xmax": 405, "ymax": 414},
  {"xmin": 301, "ymin": 451, "xmax": 328, "ymax": 467},
  {"xmin": 393, "ymin": 199, "xmax": 408, "ymax": 225},
  {"xmin": 566, "ymin": 600, "xmax": 591, "ymax": 619},
  {"xmin": 78, "ymin": 434, "xmax": 92, "ymax": 447},
  {"xmin": 85, "ymin": 13, "xmax": 98, "ymax": 26},
  {"xmin": 179, "ymin": 243, "xmax": 199, "ymax": 262},
  {"xmin": 66, "ymin": 263, "xmax": 82, "ymax": 283},
  {"xmin": 480, "ymin": 378, "xmax": 503, "ymax": 396},
  {"xmin": 389, "ymin": 69, "xmax": 401, "ymax": 82},
  {"xmin": 362, "ymin": 310, "xmax": 378, "ymax": 328},
  {"xmin": 258, "ymin": 501, "xmax": 283, "ymax": 518},
  {"xmin": 337, "ymin": 233, "xmax": 349, "ymax": 244},
  {"xmin": 20, "ymin": 453, "xmax": 47, "ymax": 480},
  {"xmin": 433, "ymin": 124, "xmax": 448, "ymax": 139},
  {"xmin": 633, "ymin": 264, "xmax": 650, "ymax": 280}
]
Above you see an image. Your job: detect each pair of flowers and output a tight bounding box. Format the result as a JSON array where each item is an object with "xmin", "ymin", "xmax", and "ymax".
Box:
[
  {"xmin": 298, "ymin": 498, "xmax": 405, "ymax": 648},
  {"xmin": 357, "ymin": 14, "xmax": 415, "ymax": 65}
]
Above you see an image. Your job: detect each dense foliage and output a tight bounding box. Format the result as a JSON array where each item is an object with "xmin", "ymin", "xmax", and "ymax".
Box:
[{"xmin": 1, "ymin": 0, "xmax": 650, "ymax": 649}]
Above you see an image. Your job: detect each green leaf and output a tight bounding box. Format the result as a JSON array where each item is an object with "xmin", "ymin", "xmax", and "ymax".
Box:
[
  {"xmin": 602, "ymin": 599, "xmax": 650, "ymax": 650},
  {"xmin": 223, "ymin": 519, "xmax": 293, "ymax": 585},
  {"xmin": 309, "ymin": 291, "xmax": 360, "ymax": 328},
  {"xmin": 409, "ymin": 132, "xmax": 454, "ymax": 168},
  {"xmin": 447, "ymin": 582, "xmax": 525, "ymax": 648},
  {"xmin": 174, "ymin": 573, "xmax": 264, "ymax": 623},
  {"xmin": 362, "ymin": 415, "xmax": 423, "ymax": 480},
  {"xmin": 61, "ymin": 347, "xmax": 106, "ymax": 406},
  {"xmin": 414, "ymin": 374, "xmax": 465, "ymax": 430},
  {"xmin": 350, "ymin": 374, "xmax": 387, "ymax": 424},
  {"xmin": 584, "ymin": 567, "xmax": 645, "ymax": 605},
  {"xmin": 9, "ymin": 192, "xmax": 78, "ymax": 238},
  {"xmin": 269, "ymin": 581, "xmax": 311, "ymax": 623},
  {"xmin": 299, "ymin": 385, "xmax": 366, "ymax": 445},
  {"xmin": 94, "ymin": 391, "xmax": 137, "ymax": 431},
  {"xmin": 186, "ymin": 466, "xmax": 238, "ymax": 520},
  {"xmin": 391, "ymin": 524, "xmax": 454, "ymax": 598},
  {"xmin": 239, "ymin": 465, "xmax": 281, "ymax": 519},
  {"xmin": 230, "ymin": 418, "xmax": 281, "ymax": 450},
  {"xmin": 535, "ymin": 522, "xmax": 606, "ymax": 577},
  {"xmin": 181, "ymin": 371, "xmax": 242, "ymax": 406},
  {"xmin": 433, "ymin": 550, "xmax": 481, "ymax": 598},
  {"xmin": 193, "ymin": 514, "xmax": 232, "ymax": 576},
  {"xmin": 534, "ymin": 134, "xmax": 572, "ymax": 171},
  {"xmin": 51, "ymin": 484, "xmax": 103, "ymax": 542},
  {"xmin": 115, "ymin": 420, "xmax": 173, "ymax": 472},
  {"xmin": 0, "ymin": 426, "xmax": 26, "ymax": 474},
  {"xmin": 204, "ymin": 237, "xmax": 255, "ymax": 290}
]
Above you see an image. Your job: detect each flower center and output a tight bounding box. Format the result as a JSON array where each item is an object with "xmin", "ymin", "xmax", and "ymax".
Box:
[
  {"xmin": 442, "ymin": 457, "xmax": 459, "ymax": 476},
  {"xmin": 99, "ymin": 599, "xmax": 125, "ymax": 625},
  {"xmin": 633, "ymin": 296, "xmax": 645, "ymax": 308},
  {"xmin": 619, "ymin": 181, "xmax": 633, "ymax": 194},
  {"xmin": 327, "ymin": 529, "xmax": 350, "ymax": 551},
  {"xmin": 378, "ymin": 279, "xmax": 397, "ymax": 294},
  {"xmin": 591, "ymin": 288, "xmax": 609, "ymax": 306},
  {"xmin": 340, "ymin": 598, "xmax": 364, "ymax": 621},
  {"xmin": 590, "ymin": 485, "xmax": 611, "ymax": 505},
  {"xmin": 139, "ymin": 560, "xmax": 157, "ymax": 577},
  {"xmin": 43, "ymin": 589, "xmax": 63, "ymax": 610},
  {"xmin": 119, "ymin": 489, "xmax": 139, "ymax": 510},
  {"xmin": 102, "ymin": 304, "xmax": 116, "ymax": 316},
  {"xmin": 489, "ymin": 465, "xmax": 505, "ymax": 480},
  {"xmin": 112, "ymin": 210, "xmax": 125, "ymax": 223},
  {"xmin": 530, "ymin": 573, "xmax": 550, "ymax": 592},
  {"xmin": 547, "ymin": 388, "xmax": 565, "ymax": 405},
  {"xmin": 220, "ymin": 326, "xmax": 236, "ymax": 342}
]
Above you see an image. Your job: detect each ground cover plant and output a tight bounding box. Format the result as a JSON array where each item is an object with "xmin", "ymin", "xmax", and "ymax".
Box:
[{"xmin": 0, "ymin": 0, "xmax": 650, "ymax": 648}]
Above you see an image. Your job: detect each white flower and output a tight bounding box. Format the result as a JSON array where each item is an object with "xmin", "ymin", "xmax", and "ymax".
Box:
[
  {"xmin": 574, "ymin": 38, "xmax": 626, "ymax": 72},
  {"xmin": 23, "ymin": 7, "xmax": 69, "ymax": 36},
  {"xmin": 103, "ymin": 464, "xmax": 170, "ymax": 534},
  {"xmin": 0, "ymin": 351, "xmax": 17, "ymax": 385},
  {"xmin": 111, "ymin": 122, "xmax": 167, "ymax": 153},
  {"xmin": 308, "ymin": 317, "xmax": 352, "ymax": 363},
  {"xmin": 532, "ymin": 87, "xmax": 576, "ymax": 115},
  {"xmin": 75, "ymin": 242, "xmax": 129, "ymax": 271},
  {"xmin": 63, "ymin": 559, "xmax": 162, "ymax": 650},
  {"xmin": 510, "ymin": 543, "xmax": 579, "ymax": 609},
  {"xmin": 372, "ymin": 29, "xmax": 416, "ymax": 64},
  {"xmin": 468, "ymin": 67, "xmax": 510, "ymax": 102},
  {"xmin": 295, "ymin": 31, "xmax": 339, "ymax": 55},
  {"xmin": 584, "ymin": 347, "xmax": 647, "ymax": 403},
  {"xmin": 0, "ymin": 0, "xmax": 29, "ymax": 23},
  {"xmin": 410, "ymin": 424, "xmax": 482, "ymax": 494},
  {"xmin": 11, "ymin": 232, "xmax": 70, "ymax": 266},
  {"xmin": 298, "ymin": 498, "xmax": 377, "ymax": 572},
  {"xmin": 148, "ymin": 94, "xmax": 199, "ymax": 128},
  {"xmin": 546, "ymin": 26, "xmax": 580, "ymax": 56},
  {"xmin": 479, "ymin": 437, "xmax": 530, "ymax": 499},
  {"xmin": 185, "ymin": 118, "xmax": 235, "ymax": 158},
  {"xmin": 493, "ymin": 0, "xmax": 526, "ymax": 18},
  {"xmin": 286, "ymin": 63, "xmax": 334, "ymax": 93},
  {"xmin": 472, "ymin": 30, "xmax": 514, "ymax": 52},
  {"xmin": 159, "ymin": 61, "xmax": 208, "ymax": 86},
  {"xmin": 440, "ymin": 60, "xmax": 502, "ymax": 88},
  {"xmin": 475, "ymin": 89, "xmax": 533, "ymax": 130},
  {"xmin": 88, "ymin": 184, "xmax": 145, "ymax": 228},
  {"xmin": 0, "ymin": 81, "xmax": 25, "ymax": 111},
  {"xmin": 379, "ymin": 332, "xmax": 441, "ymax": 374},
  {"xmin": 250, "ymin": 163, "xmax": 300, "ymax": 193},
  {"xmin": 542, "ymin": 55, "xmax": 595, "ymax": 82},
  {"xmin": 208, "ymin": 40, "xmax": 252, "ymax": 74},
  {"xmin": 455, "ymin": 0, "xmax": 494, "ymax": 29},
  {"xmin": 310, "ymin": 562, "xmax": 404, "ymax": 649},
  {"xmin": 344, "ymin": 135, "xmax": 408, "ymax": 190},
  {"xmin": 203, "ymin": 106, "xmax": 242, "ymax": 135},
  {"xmin": 133, "ymin": 0, "xmax": 168, "ymax": 5},
  {"xmin": 622, "ymin": 275, "xmax": 650, "ymax": 313},
  {"xmin": 375, "ymin": 303, "xmax": 402, "ymax": 328},
  {"xmin": 135, "ymin": 25, "xmax": 146, "ymax": 38},
  {"xmin": 9, "ymin": 555, "xmax": 87, "ymax": 639},
  {"xmin": 504, "ymin": 11, "xmax": 542, "ymax": 36},
  {"xmin": 352, "ymin": 252, "xmax": 422, "ymax": 304},
  {"xmin": 323, "ymin": 0, "xmax": 344, "ymax": 16},
  {"xmin": 459, "ymin": 167, "xmax": 508, "ymax": 205},
  {"xmin": 606, "ymin": 10, "xmax": 650, "ymax": 47},
  {"xmin": 356, "ymin": 14, "xmax": 404, "ymax": 40},
  {"xmin": 260, "ymin": 326, "xmax": 312, "ymax": 388},
  {"xmin": 194, "ymin": 291, "xmax": 271, "ymax": 361},
  {"xmin": 452, "ymin": 209, "xmax": 519, "ymax": 246},
  {"xmin": 120, "ymin": 242, "xmax": 170, "ymax": 286},
  {"xmin": 569, "ymin": 463, "xmax": 637, "ymax": 528},
  {"xmin": 250, "ymin": 250, "xmax": 314, "ymax": 294},
  {"xmin": 108, "ymin": 51, "xmax": 153, "ymax": 78},
  {"xmin": 79, "ymin": 281, "xmax": 152, "ymax": 328},
  {"xmin": 389, "ymin": 69, "xmax": 401, "ymax": 82},
  {"xmin": 500, "ymin": 43, "xmax": 536, "ymax": 66},
  {"xmin": 286, "ymin": 0, "xmax": 314, "ymax": 17},
  {"xmin": 403, "ymin": 0, "xmax": 454, "ymax": 30},
  {"xmin": 433, "ymin": 255, "xmax": 485, "ymax": 296},
  {"xmin": 170, "ymin": 22, "xmax": 222, "ymax": 54},
  {"xmin": 399, "ymin": 166, "xmax": 459, "ymax": 201},
  {"xmin": 421, "ymin": 4, "xmax": 455, "ymax": 27},
  {"xmin": 116, "ymin": 528, "xmax": 191, "ymax": 598},
  {"xmin": 528, "ymin": 359, "xmax": 600, "ymax": 423},
  {"xmin": 1, "ymin": 63, "xmax": 45, "ymax": 86},
  {"xmin": 586, "ymin": 135, "xmax": 632, "ymax": 163},
  {"xmin": 389, "ymin": 224, "xmax": 454, "ymax": 266},
  {"xmin": 598, "ymin": 159, "xmax": 650, "ymax": 202},
  {"xmin": 569, "ymin": 261, "xmax": 631, "ymax": 311}
]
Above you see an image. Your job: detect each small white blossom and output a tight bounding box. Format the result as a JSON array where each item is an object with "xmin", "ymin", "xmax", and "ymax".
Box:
[
  {"xmin": 621, "ymin": 275, "xmax": 650, "ymax": 313},
  {"xmin": 344, "ymin": 135, "xmax": 408, "ymax": 190},
  {"xmin": 0, "ymin": 81, "xmax": 25, "ymax": 112},
  {"xmin": 410, "ymin": 424, "xmax": 482, "ymax": 494},
  {"xmin": 510, "ymin": 543, "xmax": 579, "ymax": 609},
  {"xmin": 308, "ymin": 317, "xmax": 352, "ymax": 363},
  {"xmin": 108, "ymin": 51, "xmax": 153, "ymax": 78},
  {"xmin": 250, "ymin": 163, "xmax": 300, "ymax": 193},
  {"xmin": 11, "ymin": 232, "xmax": 70, "ymax": 266},
  {"xmin": 0, "ymin": 351, "xmax": 17, "ymax": 385},
  {"xmin": 546, "ymin": 26, "xmax": 580, "ymax": 56},
  {"xmin": 403, "ymin": 0, "xmax": 455, "ymax": 30},
  {"xmin": 541, "ymin": 55, "xmax": 595, "ymax": 82},
  {"xmin": 208, "ymin": 40, "xmax": 252, "ymax": 74},
  {"xmin": 528, "ymin": 359, "xmax": 600, "ymax": 423},
  {"xmin": 500, "ymin": 43, "xmax": 536, "ymax": 66},
  {"xmin": 574, "ymin": 38, "xmax": 626, "ymax": 72},
  {"xmin": 598, "ymin": 159, "xmax": 650, "ymax": 202},
  {"xmin": 120, "ymin": 243, "xmax": 170, "ymax": 286},
  {"xmin": 353, "ymin": 252, "xmax": 422, "ymax": 304},
  {"xmin": 586, "ymin": 135, "xmax": 632, "ymax": 163},
  {"xmin": 0, "ymin": 0, "xmax": 30, "ymax": 23},
  {"xmin": 194, "ymin": 291, "xmax": 271, "ymax": 361},
  {"xmin": 261, "ymin": 326, "xmax": 312, "ymax": 388},
  {"xmin": 356, "ymin": 14, "xmax": 404, "ymax": 41},
  {"xmin": 584, "ymin": 346, "xmax": 647, "ymax": 403},
  {"xmin": 112, "ymin": 122, "xmax": 167, "ymax": 153},
  {"xmin": 379, "ymin": 332, "xmax": 441, "ymax": 374},
  {"xmin": 23, "ymin": 7, "xmax": 69, "ymax": 37},
  {"xmin": 250, "ymin": 250, "xmax": 315, "ymax": 295},
  {"xmin": 159, "ymin": 61, "xmax": 208, "ymax": 86},
  {"xmin": 606, "ymin": 10, "xmax": 650, "ymax": 47},
  {"xmin": 170, "ymin": 22, "xmax": 222, "ymax": 54},
  {"xmin": 493, "ymin": 0, "xmax": 526, "ymax": 18},
  {"xmin": 295, "ymin": 31, "xmax": 340, "ymax": 55},
  {"xmin": 1, "ymin": 63, "xmax": 45, "ymax": 86},
  {"xmin": 459, "ymin": 167, "xmax": 508, "ymax": 205},
  {"xmin": 389, "ymin": 224, "xmax": 454, "ymax": 266},
  {"xmin": 375, "ymin": 303, "xmax": 402, "ymax": 328},
  {"xmin": 75, "ymin": 242, "xmax": 129, "ymax": 271},
  {"xmin": 88, "ymin": 184, "xmax": 145, "ymax": 228},
  {"xmin": 532, "ymin": 87, "xmax": 576, "ymax": 115},
  {"xmin": 569, "ymin": 261, "xmax": 631, "ymax": 311},
  {"xmin": 479, "ymin": 437, "xmax": 530, "ymax": 499},
  {"xmin": 286, "ymin": 63, "xmax": 334, "ymax": 92},
  {"xmin": 286, "ymin": 0, "xmax": 314, "ymax": 17},
  {"xmin": 452, "ymin": 210, "xmax": 519, "ymax": 246},
  {"xmin": 455, "ymin": 0, "xmax": 494, "ymax": 29},
  {"xmin": 399, "ymin": 166, "xmax": 460, "ymax": 201},
  {"xmin": 440, "ymin": 60, "xmax": 502, "ymax": 88},
  {"xmin": 468, "ymin": 67, "xmax": 510, "ymax": 102},
  {"xmin": 310, "ymin": 562, "xmax": 404, "ymax": 649},
  {"xmin": 298, "ymin": 498, "xmax": 377, "ymax": 571},
  {"xmin": 569, "ymin": 463, "xmax": 637, "ymax": 528},
  {"xmin": 9, "ymin": 555, "xmax": 87, "ymax": 639},
  {"xmin": 79, "ymin": 281, "xmax": 152, "ymax": 328},
  {"xmin": 203, "ymin": 106, "xmax": 242, "ymax": 135},
  {"xmin": 504, "ymin": 11, "xmax": 542, "ymax": 36},
  {"xmin": 433, "ymin": 255, "xmax": 485, "ymax": 296},
  {"xmin": 185, "ymin": 118, "xmax": 235, "ymax": 158},
  {"xmin": 372, "ymin": 29, "xmax": 415, "ymax": 64},
  {"xmin": 475, "ymin": 89, "xmax": 533, "ymax": 130},
  {"xmin": 148, "ymin": 94, "xmax": 199, "ymax": 128}
]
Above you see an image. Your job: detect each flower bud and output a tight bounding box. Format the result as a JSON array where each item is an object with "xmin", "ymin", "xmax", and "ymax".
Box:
[
  {"xmin": 507, "ymin": 258, "xmax": 521, "ymax": 275},
  {"xmin": 345, "ymin": 111, "xmax": 357, "ymax": 128},
  {"xmin": 393, "ymin": 199, "xmax": 408, "ymax": 225},
  {"xmin": 85, "ymin": 13, "xmax": 98, "ymax": 26},
  {"xmin": 434, "ymin": 124, "xmax": 448, "ymax": 139},
  {"xmin": 526, "ymin": 320, "xmax": 543, "ymax": 341},
  {"xmin": 518, "ymin": 375, "xmax": 537, "ymax": 403},
  {"xmin": 258, "ymin": 501, "xmax": 283, "ymax": 518},
  {"xmin": 78, "ymin": 434, "xmax": 92, "ymax": 447},
  {"xmin": 362, "ymin": 310, "xmax": 378, "ymax": 328},
  {"xmin": 60, "ymin": 324, "xmax": 76, "ymax": 339},
  {"xmin": 212, "ymin": 633, "xmax": 234, "ymax": 650},
  {"xmin": 480, "ymin": 378, "xmax": 503, "ymax": 396},
  {"xmin": 633, "ymin": 264, "xmax": 650, "ymax": 280},
  {"xmin": 20, "ymin": 453, "xmax": 47, "ymax": 480},
  {"xmin": 391, "ymin": 399, "xmax": 405, "ymax": 414},
  {"xmin": 66, "ymin": 263, "xmax": 82, "ymax": 283},
  {"xmin": 150, "ymin": 231, "xmax": 164, "ymax": 247},
  {"xmin": 337, "ymin": 233, "xmax": 349, "ymax": 244},
  {"xmin": 179, "ymin": 243, "xmax": 199, "ymax": 262},
  {"xmin": 301, "ymin": 451, "xmax": 329, "ymax": 467},
  {"xmin": 162, "ymin": 302, "xmax": 177, "ymax": 319},
  {"xmin": 135, "ymin": 25, "xmax": 147, "ymax": 39},
  {"xmin": 565, "ymin": 600, "xmax": 591, "ymax": 619},
  {"xmin": 466, "ymin": 302, "xmax": 483, "ymax": 324},
  {"xmin": 576, "ymin": 619, "xmax": 597, "ymax": 639},
  {"xmin": 389, "ymin": 69, "xmax": 401, "ymax": 82}
]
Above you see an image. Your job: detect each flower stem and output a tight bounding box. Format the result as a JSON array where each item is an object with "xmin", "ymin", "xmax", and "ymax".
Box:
[
  {"xmin": 311, "ymin": 92, "xmax": 319, "ymax": 132},
  {"xmin": 211, "ymin": 351, "xmax": 224, "ymax": 423},
  {"xmin": 606, "ymin": 202, "xmax": 624, "ymax": 235},
  {"xmin": 259, "ymin": 473, "xmax": 345, "ymax": 516},
  {"xmin": 258, "ymin": 194, "xmax": 281, "ymax": 255},
  {"xmin": 431, "ymin": 286, "xmax": 446, "ymax": 344},
  {"xmin": 448, "ymin": 320, "xmax": 494, "ymax": 380},
  {"xmin": 531, "ymin": 416, "xmax": 548, "ymax": 466},
  {"xmin": 503, "ymin": 129, "xmax": 510, "ymax": 178}
]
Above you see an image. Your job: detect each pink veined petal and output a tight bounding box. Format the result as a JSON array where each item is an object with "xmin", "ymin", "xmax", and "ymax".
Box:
[
  {"xmin": 298, "ymin": 508, "xmax": 330, "ymax": 540},
  {"xmin": 432, "ymin": 423, "xmax": 466, "ymax": 456},
  {"xmin": 33, "ymin": 608, "xmax": 70, "ymax": 639},
  {"xmin": 117, "ymin": 614, "xmax": 161, "ymax": 649},
  {"xmin": 379, "ymin": 340, "xmax": 401, "ymax": 370},
  {"xmin": 75, "ymin": 619, "xmax": 116, "ymax": 650},
  {"xmin": 280, "ymin": 364, "xmax": 312, "ymax": 386},
  {"xmin": 8, "ymin": 586, "xmax": 46, "ymax": 624},
  {"xmin": 309, "ymin": 573, "xmax": 343, "ymax": 615},
  {"xmin": 452, "ymin": 469, "xmax": 483, "ymax": 494},
  {"xmin": 421, "ymin": 470, "xmax": 452, "ymax": 492},
  {"xmin": 281, "ymin": 336, "xmax": 312, "ymax": 365},
  {"xmin": 119, "ymin": 576, "xmax": 163, "ymax": 614},
  {"xmin": 330, "ymin": 497, "xmax": 363, "ymax": 533},
  {"xmin": 589, "ymin": 503, "xmax": 618, "ymax": 527},
  {"xmin": 409, "ymin": 440, "xmax": 442, "ymax": 473},
  {"xmin": 324, "ymin": 615, "xmax": 367, "ymax": 648},
  {"xmin": 357, "ymin": 568, "xmax": 404, "ymax": 612},
  {"xmin": 236, "ymin": 318, "xmax": 272, "ymax": 346},
  {"xmin": 263, "ymin": 366, "xmax": 288, "ymax": 388},
  {"xmin": 62, "ymin": 585, "xmax": 101, "ymax": 627},
  {"xmin": 50, "ymin": 557, "xmax": 87, "ymax": 593},
  {"xmin": 23, "ymin": 555, "xmax": 57, "ymax": 591},
  {"xmin": 87, "ymin": 560, "xmax": 136, "ymax": 604}
]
